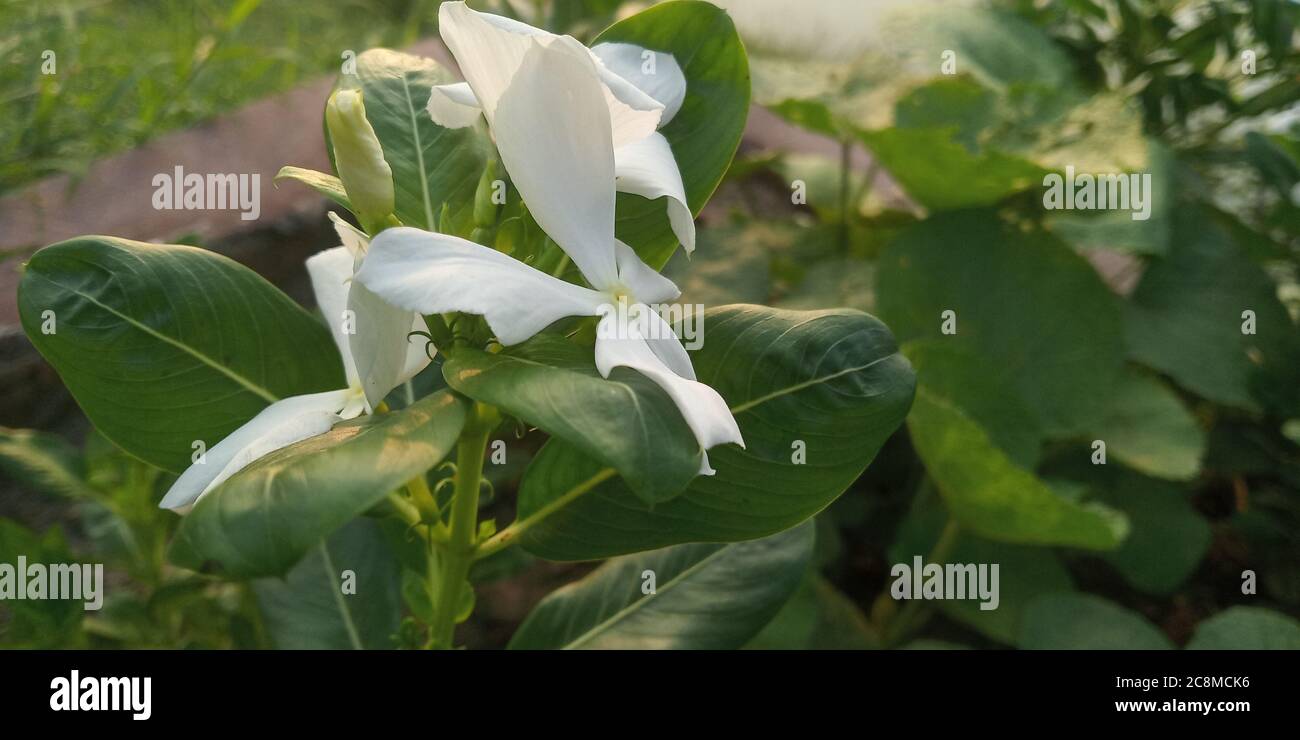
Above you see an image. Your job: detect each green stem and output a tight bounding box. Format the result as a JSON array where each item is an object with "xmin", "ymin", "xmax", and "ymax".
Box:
[
  {"xmin": 428, "ymin": 402, "xmax": 495, "ymax": 649},
  {"xmin": 883, "ymin": 517, "xmax": 962, "ymax": 646}
]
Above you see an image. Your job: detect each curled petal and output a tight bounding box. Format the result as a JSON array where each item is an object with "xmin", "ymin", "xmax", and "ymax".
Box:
[
  {"xmin": 591, "ymin": 42, "xmax": 686, "ymax": 125},
  {"xmin": 594, "ymin": 307, "xmax": 744, "ymax": 475},
  {"xmin": 306, "ymin": 246, "xmax": 361, "ymax": 388},
  {"xmin": 347, "ymin": 281, "xmax": 432, "ymax": 412},
  {"xmin": 355, "ymin": 227, "xmax": 607, "ymax": 346},
  {"xmin": 158, "ymin": 389, "xmax": 352, "ymax": 512},
  {"xmin": 438, "ymin": 2, "xmax": 661, "ymax": 147},
  {"xmin": 426, "ymin": 81, "xmax": 483, "ymax": 129},
  {"xmin": 614, "ymin": 240, "xmax": 680, "ymax": 305},
  {"xmin": 615, "ymin": 132, "xmax": 695, "ymax": 254}
]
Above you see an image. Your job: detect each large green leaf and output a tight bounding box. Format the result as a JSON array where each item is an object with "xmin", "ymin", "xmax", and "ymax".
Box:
[
  {"xmin": 1125, "ymin": 205, "xmax": 1300, "ymax": 415},
  {"xmin": 507, "ymin": 304, "xmax": 915, "ymax": 560},
  {"xmin": 508, "ymin": 521, "xmax": 813, "ymax": 649},
  {"xmin": 1186, "ymin": 607, "xmax": 1300, "ymax": 649},
  {"xmin": 442, "ymin": 336, "xmax": 701, "ymax": 505},
  {"xmin": 903, "ymin": 340, "xmax": 1042, "ymax": 469},
  {"xmin": 860, "ymin": 127, "xmax": 1045, "ymax": 211},
  {"xmin": 1017, "ymin": 593, "xmax": 1173, "ymax": 650},
  {"xmin": 1090, "ymin": 369, "xmax": 1206, "ymax": 482},
  {"xmin": 907, "ymin": 388, "xmax": 1128, "ymax": 550},
  {"xmin": 1094, "ymin": 474, "xmax": 1211, "ymax": 596},
  {"xmin": 595, "ymin": 0, "xmax": 750, "ymax": 268},
  {"xmin": 877, "ymin": 209, "xmax": 1125, "ymax": 437},
  {"xmin": 253, "ymin": 518, "xmax": 402, "ymax": 650},
  {"xmin": 170, "ymin": 390, "xmax": 467, "ymax": 578},
  {"xmin": 18, "ymin": 237, "xmax": 345, "ymax": 473},
  {"xmin": 351, "ymin": 49, "xmax": 493, "ymax": 233}
]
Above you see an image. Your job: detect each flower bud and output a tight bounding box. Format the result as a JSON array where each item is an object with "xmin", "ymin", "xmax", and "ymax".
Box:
[{"xmin": 325, "ymin": 89, "xmax": 395, "ymax": 224}]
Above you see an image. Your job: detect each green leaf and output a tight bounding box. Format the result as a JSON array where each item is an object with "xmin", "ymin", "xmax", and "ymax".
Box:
[
  {"xmin": 1125, "ymin": 206, "xmax": 1300, "ymax": 415},
  {"xmin": 351, "ymin": 49, "xmax": 493, "ymax": 233},
  {"xmin": 0, "ymin": 426, "xmax": 93, "ymax": 499},
  {"xmin": 745, "ymin": 573, "xmax": 879, "ymax": 650},
  {"xmin": 778, "ymin": 258, "xmax": 875, "ymax": 315},
  {"xmin": 509, "ymin": 304, "xmax": 915, "ymax": 560},
  {"xmin": 18, "ymin": 237, "xmax": 345, "ymax": 473},
  {"xmin": 253, "ymin": 518, "xmax": 402, "ymax": 650},
  {"xmin": 274, "ymin": 166, "xmax": 353, "ymax": 212},
  {"xmin": 0, "ymin": 521, "xmax": 86, "ymax": 647},
  {"xmin": 594, "ymin": 0, "xmax": 750, "ymax": 268},
  {"xmin": 1094, "ymin": 474, "xmax": 1211, "ymax": 596},
  {"xmin": 1186, "ymin": 607, "xmax": 1300, "ymax": 650},
  {"xmin": 508, "ymin": 521, "xmax": 813, "ymax": 649},
  {"xmin": 903, "ymin": 340, "xmax": 1042, "ymax": 469},
  {"xmin": 442, "ymin": 336, "xmax": 701, "ymax": 505},
  {"xmin": 907, "ymin": 388, "xmax": 1128, "ymax": 550},
  {"xmin": 890, "ymin": 499, "xmax": 1074, "ymax": 645},
  {"xmin": 860, "ymin": 127, "xmax": 1045, "ymax": 211},
  {"xmin": 877, "ymin": 210, "xmax": 1125, "ymax": 437},
  {"xmin": 170, "ymin": 390, "xmax": 467, "ymax": 578},
  {"xmin": 1018, "ymin": 593, "xmax": 1173, "ymax": 650},
  {"xmin": 1090, "ymin": 369, "xmax": 1206, "ymax": 481}
]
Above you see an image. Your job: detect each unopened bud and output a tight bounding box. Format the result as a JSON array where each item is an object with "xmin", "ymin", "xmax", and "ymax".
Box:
[{"xmin": 326, "ymin": 89, "xmax": 395, "ymax": 224}]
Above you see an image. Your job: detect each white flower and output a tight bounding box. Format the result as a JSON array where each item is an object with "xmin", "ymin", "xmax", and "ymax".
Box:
[
  {"xmin": 426, "ymin": 1, "xmax": 694, "ymax": 254},
  {"xmin": 158, "ymin": 216, "xmax": 431, "ymax": 512},
  {"xmin": 356, "ymin": 37, "xmax": 743, "ymax": 474}
]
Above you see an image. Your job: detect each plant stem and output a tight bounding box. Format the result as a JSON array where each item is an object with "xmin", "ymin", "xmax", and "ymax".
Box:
[
  {"xmin": 428, "ymin": 402, "xmax": 495, "ymax": 649},
  {"xmin": 883, "ymin": 517, "xmax": 962, "ymax": 646}
]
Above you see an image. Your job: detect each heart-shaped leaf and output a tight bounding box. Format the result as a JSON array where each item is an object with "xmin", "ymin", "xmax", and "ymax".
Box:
[
  {"xmin": 442, "ymin": 336, "xmax": 701, "ymax": 505},
  {"xmin": 508, "ymin": 520, "xmax": 813, "ymax": 649},
  {"xmin": 595, "ymin": 0, "xmax": 750, "ymax": 268},
  {"xmin": 351, "ymin": 49, "xmax": 494, "ymax": 234},
  {"xmin": 18, "ymin": 237, "xmax": 345, "ymax": 473},
  {"xmin": 170, "ymin": 390, "xmax": 467, "ymax": 579},
  {"xmin": 497, "ymin": 305, "xmax": 915, "ymax": 561}
]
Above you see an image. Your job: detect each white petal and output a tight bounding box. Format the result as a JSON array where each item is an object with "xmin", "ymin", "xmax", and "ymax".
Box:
[
  {"xmin": 426, "ymin": 82, "xmax": 483, "ymax": 129},
  {"xmin": 594, "ymin": 308, "xmax": 744, "ymax": 473},
  {"xmin": 306, "ymin": 246, "xmax": 360, "ymax": 388},
  {"xmin": 591, "ymin": 42, "xmax": 686, "ymax": 125},
  {"xmin": 637, "ymin": 304, "xmax": 696, "ymax": 381},
  {"xmin": 615, "ymin": 132, "xmax": 695, "ymax": 254},
  {"xmin": 158, "ymin": 389, "xmax": 351, "ymax": 512},
  {"xmin": 438, "ymin": 2, "xmax": 660, "ymax": 148},
  {"xmin": 615, "ymin": 240, "xmax": 680, "ymax": 305},
  {"xmin": 347, "ymin": 281, "xmax": 432, "ymax": 412},
  {"xmin": 354, "ymin": 227, "xmax": 607, "ymax": 346},
  {"xmin": 491, "ymin": 37, "xmax": 621, "ymax": 290},
  {"xmin": 329, "ymin": 211, "xmax": 369, "ymax": 268}
]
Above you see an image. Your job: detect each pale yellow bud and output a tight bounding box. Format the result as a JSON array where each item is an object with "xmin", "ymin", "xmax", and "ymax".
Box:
[{"xmin": 325, "ymin": 89, "xmax": 395, "ymax": 223}]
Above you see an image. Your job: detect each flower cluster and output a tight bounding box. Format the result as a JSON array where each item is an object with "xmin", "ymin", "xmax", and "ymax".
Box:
[{"xmin": 160, "ymin": 1, "xmax": 742, "ymax": 512}]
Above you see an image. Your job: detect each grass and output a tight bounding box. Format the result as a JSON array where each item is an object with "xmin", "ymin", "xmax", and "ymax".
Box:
[{"xmin": 0, "ymin": 0, "xmax": 439, "ymax": 194}]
